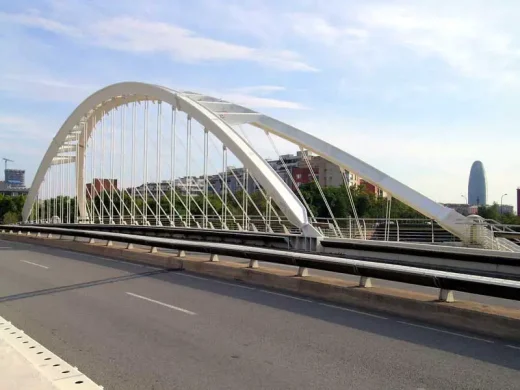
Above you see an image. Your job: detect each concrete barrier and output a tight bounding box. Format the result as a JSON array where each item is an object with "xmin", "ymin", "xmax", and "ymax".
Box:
[{"xmin": 2, "ymin": 233, "xmax": 520, "ymax": 342}]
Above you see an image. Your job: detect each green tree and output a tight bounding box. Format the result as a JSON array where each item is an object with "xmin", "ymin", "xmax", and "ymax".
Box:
[{"xmin": 2, "ymin": 211, "xmax": 20, "ymax": 224}]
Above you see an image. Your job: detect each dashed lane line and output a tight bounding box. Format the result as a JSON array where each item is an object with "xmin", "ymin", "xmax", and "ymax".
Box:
[
  {"xmin": 126, "ymin": 292, "xmax": 197, "ymax": 315},
  {"xmin": 259, "ymin": 290, "xmax": 313, "ymax": 302},
  {"xmin": 20, "ymin": 260, "xmax": 49, "ymax": 269}
]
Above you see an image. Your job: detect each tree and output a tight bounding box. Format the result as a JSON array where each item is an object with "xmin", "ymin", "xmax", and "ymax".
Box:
[{"xmin": 2, "ymin": 211, "xmax": 20, "ymax": 224}]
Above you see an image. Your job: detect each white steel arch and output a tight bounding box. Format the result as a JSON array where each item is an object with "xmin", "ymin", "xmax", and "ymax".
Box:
[
  {"xmin": 23, "ymin": 82, "xmax": 320, "ymax": 236},
  {"xmin": 23, "ymin": 81, "xmax": 471, "ymax": 241}
]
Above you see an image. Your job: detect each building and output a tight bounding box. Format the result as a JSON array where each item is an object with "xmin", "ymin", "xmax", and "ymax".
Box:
[
  {"xmin": 126, "ymin": 151, "xmax": 383, "ymax": 200},
  {"xmin": 4, "ymin": 169, "xmax": 25, "ymax": 187},
  {"xmin": 499, "ymin": 205, "xmax": 514, "ymax": 215},
  {"xmin": 468, "ymin": 161, "xmax": 487, "ymax": 205},
  {"xmin": 86, "ymin": 178, "xmax": 118, "ymax": 199},
  {"xmin": 0, "ymin": 181, "xmax": 29, "ymax": 196},
  {"xmin": 442, "ymin": 203, "xmax": 478, "ymax": 216},
  {"xmin": 267, "ymin": 151, "xmax": 361, "ymax": 190}
]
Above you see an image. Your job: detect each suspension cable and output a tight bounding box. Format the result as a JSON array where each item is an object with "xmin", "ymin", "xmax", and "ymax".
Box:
[
  {"xmin": 120, "ymin": 103, "xmax": 125, "ymax": 224},
  {"xmin": 300, "ymin": 147, "xmax": 343, "ymax": 237},
  {"xmin": 170, "ymin": 107, "xmax": 177, "ymax": 226},
  {"xmin": 156, "ymin": 101, "xmax": 162, "ymax": 225},
  {"xmin": 385, "ymin": 195, "xmax": 392, "ymax": 241},
  {"xmin": 265, "ymin": 132, "xmax": 316, "ymax": 224},
  {"xmin": 340, "ymin": 169, "xmax": 364, "ymax": 239},
  {"xmin": 237, "ymin": 125, "xmax": 286, "ymax": 225}
]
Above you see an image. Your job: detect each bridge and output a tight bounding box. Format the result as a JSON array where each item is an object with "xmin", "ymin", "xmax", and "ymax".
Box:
[
  {"xmin": 1, "ymin": 82, "xmax": 520, "ymax": 389},
  {"xmin": 20, "ymin": 82, "xmax": 519, "ymax": 251}
]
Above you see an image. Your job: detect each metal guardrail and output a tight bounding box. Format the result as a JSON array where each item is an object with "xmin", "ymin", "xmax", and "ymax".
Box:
[
  {"xmin": 25, "ymin": 223, "xmax": 318, "ymax": 251},
  {"xmin": 1, "ymin": 225, "xmax": 519, "ymax": 302},
  {"xmin": 38, "ymin": 216, "xmax": 462, "ymax": 243},
  {"xmin": 22, "ymin": 224, "xmax": 520, "ymax": 279}
]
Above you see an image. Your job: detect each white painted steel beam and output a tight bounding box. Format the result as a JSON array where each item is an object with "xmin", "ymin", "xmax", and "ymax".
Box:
[{"xmin": 22, "ymin": 82, "xmax": 319, "ymax": 236}]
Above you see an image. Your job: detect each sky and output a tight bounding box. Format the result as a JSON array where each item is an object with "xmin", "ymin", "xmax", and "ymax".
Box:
[{"xmin": 0, "ymin": 0, "xmax": 519, "ymax": 206}]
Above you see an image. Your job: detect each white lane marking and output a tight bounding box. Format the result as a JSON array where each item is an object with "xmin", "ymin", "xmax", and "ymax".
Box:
[
  {"xmin": 398, "ymin": 321, "xmax": 494, "ymax": 343},
  {"xmin": 174, "ymin": 273, "xmax": 210, "ymax": 281},
  {"xmin": 211, "ymin": 279, "xmax": 256, "ymax": 290},
  {"xmin": 320, "ymin": 303, "xmax": 388, "ymax": 319},
  {"xmin": 20, "ymin": 260, "xmax": 49, "ymax": 269},
  {"xmin": 126, "ymin": 292, "xmax": 196, "ymax": 315},
  {"xmin": 259, "ymin": 290, "xmax": 312, "ymax": 302},
  {"xmin": 506, "ymin": 344, "xmax": 520, "ymax": 350},
  {"xmin": 174, "ymin": 272, "xmax": 256, "ymax": 290},
  {"xmin": 0, "ymin": 246, "xmax": 11, "ymax": 249}
]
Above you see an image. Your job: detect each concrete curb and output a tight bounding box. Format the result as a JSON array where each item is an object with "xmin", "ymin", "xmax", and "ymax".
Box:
[
  {"xmin": 0, "ymin": 314, "xmax": 102, "ymax": 389},
  {"xmin": 3, "ymin": 234, "xmax": 520, "ymax": 342}
]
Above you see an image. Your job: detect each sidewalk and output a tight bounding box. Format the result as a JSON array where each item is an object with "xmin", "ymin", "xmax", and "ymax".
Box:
[
  {"xmin": 0, "ymin": 337, "xmax": 57, "ymax": 390},
  {"xmin": 0, "ymin": 315, "xmax": 102, "ymax": 389}
]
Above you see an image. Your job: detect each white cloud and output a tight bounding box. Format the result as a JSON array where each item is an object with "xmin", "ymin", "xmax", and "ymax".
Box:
[
  {"xmin": 0, "ymin": 74, "xmax": 98, "ymax": 103},
  {"xmin": 0, "ymin": 12, "xmax": 317, "ymax": 72},
  {"xmin": 355, "ymin": 4, "xmax": 520, "ymax": 84},
  {"xmin": 231, "ymin": 86, "xmax": 286, "ymax": 95},
  {"xmin": 199, "ymin": 1, "xmax": 520, "ymax": 86},
  {"xmin": 289, "ymin": 13, "xmax": 369, "ymax": 46},
  {"xmin": 0, "ymin": 11, "xmax": 80, "ymax": 36},
  {"xmin": 92, "ymin": 17, "xmax": 316, "ymax": 71}
]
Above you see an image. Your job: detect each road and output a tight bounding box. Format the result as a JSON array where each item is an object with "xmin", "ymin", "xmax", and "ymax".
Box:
[{"xmin": 0, "ymin": 239, "xmax": 519, "ymax": 389}]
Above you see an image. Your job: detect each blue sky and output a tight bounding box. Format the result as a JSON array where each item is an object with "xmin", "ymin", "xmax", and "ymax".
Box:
[{"xmin": 1, "ymin": 0, "xmax": 519, "ymax": 205}]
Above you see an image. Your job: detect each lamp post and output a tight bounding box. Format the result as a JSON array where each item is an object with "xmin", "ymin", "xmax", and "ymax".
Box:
[
  {"xmin": 461, "ymin": 194, "xmax": 468, "ymax": 204},
  {"xmin": 501, "ymin": 193, "xmax": 508, "ymax": 214}
]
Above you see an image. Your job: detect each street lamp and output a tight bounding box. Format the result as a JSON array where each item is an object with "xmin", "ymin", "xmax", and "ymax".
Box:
[
  {"xmin": 501, "ymin": 193, "xmax": 508, "ymax": 214},
  {"xmin": 461, "ymin": 194, "xmax": 468, "ymax": 204}
]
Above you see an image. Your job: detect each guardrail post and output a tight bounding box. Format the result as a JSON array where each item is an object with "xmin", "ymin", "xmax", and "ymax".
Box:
[
  {"xmin": 177, "ymin": 250, "xmax": 186, "ymax": 257},
  {"xmin": 359, "ymin": 276, "xmax": 372, "ymax": 287},
  {"xmin": 209, "ymin": 254, "xmax": 219, "ymax": 262},
  {"xmin": 248, "ymin": 259, "xmax": 259, "ymax": 269},
  {"xmin": 150, "ymin": 246, "xmax": 158, "ymax": 253},
  {"xmin": 297, "ymin": 267, "xmax": 309, "ymax": 277},
  {"xmin": 438, "ymin": 289, "xmax": 454, "ymax": 303}
]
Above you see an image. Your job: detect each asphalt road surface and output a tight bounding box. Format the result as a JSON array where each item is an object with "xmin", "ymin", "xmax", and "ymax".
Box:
[{"xmin": 0, "ymin": 239, "xmax": 519, "ymax": 390}]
